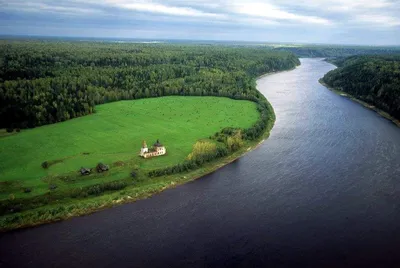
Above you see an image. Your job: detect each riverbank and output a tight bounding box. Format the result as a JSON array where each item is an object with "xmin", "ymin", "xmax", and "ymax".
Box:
[
  {"xmin": 258, "ymin": 65, "xmax": 298, "ymax": 79},
  {"xmin": 319, "ymin": 79, "xmax": 400, "ymax": 128},
  {"xmin": 0, "ymin": 76, "xmax": 279, "ymax": 232},
  {"xmin": 0, "ymin": 115, "xmax": 274, "ymax": 232}
]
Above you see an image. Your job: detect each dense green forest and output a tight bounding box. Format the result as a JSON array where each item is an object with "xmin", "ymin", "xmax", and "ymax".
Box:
[
  {"xmin": 0, "ymin": 41, "xmax": 299, "ymax": 136},
  {"xmin": 274, "ymin": 45, "xmax": 400, "ymax": 58},
  {"xmin": 322, "ymin": 55, "xmax": 400, "ymax": 120}
]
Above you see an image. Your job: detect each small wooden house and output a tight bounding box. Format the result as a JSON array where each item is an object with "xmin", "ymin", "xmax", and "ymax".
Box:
[{"xmin": 80, "ymin": 167, "xmax": 91, "ymax": 175}]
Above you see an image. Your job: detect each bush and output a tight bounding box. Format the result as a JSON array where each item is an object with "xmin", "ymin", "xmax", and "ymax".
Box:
[
  {"xmin": 187, "ymin": 141, "xmax": 217, "ymax": 162},
  {"xmin": 87, "ymin": 181, "xmax": 127, "ymax": 195},
  {"xmin": 23, "ymin": 188, "xmax": 32, "ymax": 193},
  {"xmin": 6, "ymin": 128, "xmax": 13, "ymax": 133},
  {"xmin": 88, "ymin": 185, "xmax": 102, "ymax": 195},
  {"xmin": 226, "ymin": 131, "xmax": 244, "ymax": 152},
  {"xmin": 49, "ymin": 184, "xmax": 57, "ymax": 190},
  {"xmin": 71, "ymin": 180, "xmax": 129, "ymax": 197},
  {"xmin": 41, "ymin": 161, "xmax": 49, "ymax": 169},
  {"xmin": 70, "ymin": 189, "xmax": 82, "ymax": 198},
  {"xmin": 149, "ymin": 159, "xmax": 200, "ymax": 177},
  {"xmin": 16, "ymin": 128, "xmax": 21, "ymax": 132},
  {"xmin": 216, "ymin": 146, "xmax": 229, "ymax": 157}
]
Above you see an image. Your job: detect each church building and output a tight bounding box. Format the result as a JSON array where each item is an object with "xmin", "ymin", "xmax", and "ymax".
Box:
[{"xmin": 139, "ymin": 140, "xmax": 166, "ymax": 158}]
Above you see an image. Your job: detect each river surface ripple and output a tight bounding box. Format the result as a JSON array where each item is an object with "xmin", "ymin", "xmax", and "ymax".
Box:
[{"xmin": 1, "ymin": 58, "xmax": 400, "ymax": 267}]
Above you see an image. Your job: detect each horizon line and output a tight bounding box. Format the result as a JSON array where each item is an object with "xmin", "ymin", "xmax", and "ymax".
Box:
[{"xmin": 2, "ymin": 34, "xmax": 400, "ymax": 47}]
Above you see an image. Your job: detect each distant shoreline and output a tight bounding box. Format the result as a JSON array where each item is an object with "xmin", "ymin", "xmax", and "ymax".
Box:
[{"xmin": 319, "ymin": 79, "xmax": 400, "ymax": 128}]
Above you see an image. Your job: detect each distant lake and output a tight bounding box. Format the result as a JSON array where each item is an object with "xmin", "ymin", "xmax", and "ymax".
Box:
[{"xmin": 1, "ymin": 58, "xmax": 400, "ymax": 267}]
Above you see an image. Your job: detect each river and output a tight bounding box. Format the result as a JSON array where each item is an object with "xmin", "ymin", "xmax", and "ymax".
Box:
[{"xmin": 1, "ymin": 58, "xmax": 400, "ymax": 267}]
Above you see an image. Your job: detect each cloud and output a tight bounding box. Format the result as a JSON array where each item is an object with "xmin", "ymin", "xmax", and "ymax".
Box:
[
  {"xmin": 353, "ymin": 14, "xmax": 400, "ymax": 27},
  {"xmin": 282, "ymin": 0, "xmax": 393, "ymax": 9},
  {"xmin": 3, "ymin": 0, "xmax": 399, "ymax": 27},
  {"xmin": 102, "ymin": 1, "xmax": 226, "ymax": 18},
  {"xmin": 1, "ymin": 0, "xmax": 102, "ymax": 15},
  {"xmin": 274, "ymin": 0, "xmax": 400, "ymax": 27},
  {"xmin": 100, "ymin": 0, "xmax": 332, "ymax": 25},
  {"xmin": 229, "ymin": 1, "xmax": 332, "ymax": 25},
  {"xmin": 0, "ymin": 0, "xmax": 399, "ymax": 44}
]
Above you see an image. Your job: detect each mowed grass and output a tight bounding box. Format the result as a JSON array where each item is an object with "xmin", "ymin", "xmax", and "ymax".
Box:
[{"xmin": 0, "ymin": 96, "xmax": 258, "ymax": 198}]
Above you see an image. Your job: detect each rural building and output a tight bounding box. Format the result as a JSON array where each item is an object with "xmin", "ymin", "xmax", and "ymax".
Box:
[
  {"xmin": 80, "ymin": 167, "xmax": 91, "ymax": 175},
  {"xmin": 139, "ymin": 140, "xmax": 166, "ymax": 158},
  {"xmin": 96, "ymin": 163, "xmax": 109, "ymax": 173}
]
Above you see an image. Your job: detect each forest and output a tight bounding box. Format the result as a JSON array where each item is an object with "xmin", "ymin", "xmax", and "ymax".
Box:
[
  {"xmin": 0, "ymin": 40, "xmax": 300, "ymax": 134},
  {"xmin": 274, "ymin": 45, "xmax": 400, "ymax": 58},
  {"xmin": 322, "ymin": 55, "xmax": 400, "ymax": 120}
]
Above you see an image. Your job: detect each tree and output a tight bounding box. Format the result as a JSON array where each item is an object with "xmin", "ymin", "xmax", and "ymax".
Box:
[{"xmin": 227, "ymin": 130, "xmax": 244, "ymax": 152}]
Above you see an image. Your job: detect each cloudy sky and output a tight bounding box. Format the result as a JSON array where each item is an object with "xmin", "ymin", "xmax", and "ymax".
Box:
[{"xmin": 1, "ymin": 0, "xmax": 400, "ymax": 45}]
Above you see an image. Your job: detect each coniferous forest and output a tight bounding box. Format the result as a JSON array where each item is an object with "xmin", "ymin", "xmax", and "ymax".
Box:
[
  {"xmin": 322, "ymin": 55, "xmax": 400, "ymax": 120},
  {"xmin": 0, "ymin": 41, "xmax": 300, "ymax": 132},
  {"xmin": 274, "ymin": 45, "xmax": 400, "ymax": 58}
]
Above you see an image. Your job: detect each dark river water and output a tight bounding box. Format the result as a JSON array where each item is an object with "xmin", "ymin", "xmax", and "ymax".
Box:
[{"xmin": 1, "ymin": 58, "xmax": 400, "ymax": 267}]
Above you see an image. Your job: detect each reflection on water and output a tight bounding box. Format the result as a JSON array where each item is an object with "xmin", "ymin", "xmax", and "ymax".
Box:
[{"xmin": 1, "ymin": 59, "xmax": 400, "ymax": 267}]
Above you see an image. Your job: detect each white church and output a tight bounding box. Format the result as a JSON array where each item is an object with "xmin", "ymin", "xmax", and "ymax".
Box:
[{"xmin": 139, "ymin": 139, "xmax": 166, "ymax": 158}]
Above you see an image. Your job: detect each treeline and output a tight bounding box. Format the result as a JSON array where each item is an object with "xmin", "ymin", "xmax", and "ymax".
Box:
[
  {"xmin": 274, "ymin": 45, "xmax": 400, "ymax": 58},
  {"xmin": 322, "ymin": 55, "xmax": 400, "ymax": 120},
  {"xmin": 0, "ymin": 40, "xmax": 299, "ymax": 129}
]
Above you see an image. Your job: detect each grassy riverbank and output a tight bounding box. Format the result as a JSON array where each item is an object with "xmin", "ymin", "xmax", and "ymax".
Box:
[
  {"xmin": 0, "ymin": 123, "xmax": 274, "ymax": 231},
  {"xmin": 319, "ymin": 79, "xmax": 400, "ymax": 127},
  {"xmin": 0, "ymin": 96, "xmax": 274, "ymax": 231}
]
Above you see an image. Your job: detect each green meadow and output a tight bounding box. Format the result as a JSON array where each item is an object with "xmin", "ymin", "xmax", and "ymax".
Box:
[{"xmin": 0, "ymin": 96, "xmax": 258, "ymax": 201}]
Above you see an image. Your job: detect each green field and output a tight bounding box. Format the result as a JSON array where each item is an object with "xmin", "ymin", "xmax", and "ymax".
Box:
[{"xmin": 0, "ymin": 96, "xmax": 258, "ymax": 200}]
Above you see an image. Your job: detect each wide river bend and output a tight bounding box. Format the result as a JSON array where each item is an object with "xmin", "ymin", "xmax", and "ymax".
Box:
[{"xmin": 1, "ymin": 58, "xmax": 400, "ymax": 267}]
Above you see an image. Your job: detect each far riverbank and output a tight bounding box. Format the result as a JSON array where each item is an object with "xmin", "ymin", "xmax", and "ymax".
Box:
[{"xmin": 319, "ymin": 79, "xmax": 400, "ymax": 127}]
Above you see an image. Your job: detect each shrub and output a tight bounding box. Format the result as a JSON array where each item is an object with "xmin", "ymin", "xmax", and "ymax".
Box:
[
  {"xmin": 23, "ymin": 188, "xmax": 32, "ymax": 193},
  {"xmin": 16, "ymin": 128, "xmax": 21, "ymax": 133},
  {"xmin": 6, "ymin": 128, "xmax": 13, "ymax": 133},
  {"xmin": 9, "ymin": 204, "xmax": 23, "ymax": 213},
  {"xmin": 70, "ymin": 189, "xmax": 81, "ymax": 198},
  {"xmin": 88, "ymin": 185, "xmax": 102, "ymax": 195},
  {"xmin": 81, "ymin": 181, "xmax": 129, "ymax": 196},
  {"xmin": 113, "ymin": 161, "xmax": 125, "ymax": 167},
  {"xmin": 226, "ymin": 131, "xmax": 244, "ymax": 152},
  {"xmin": 41, "ymin": 161, "xmax": 49, "ymax": 169},
  {"xmin": 216, "ymin": 146, "xmax": 229, "ymax": 157},
  {"xmin": 149, "ymin": 159, "xmax": 200, "ymax": 177},
  {"xmin": 49, "ymin": 184, "xmax": 58, "ymax": 190},
  {"xmin": 187, "ymin": 140, "xmax": 217, "ymax": 162}
]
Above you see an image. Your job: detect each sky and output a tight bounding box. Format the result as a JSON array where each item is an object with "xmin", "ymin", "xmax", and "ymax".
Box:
[{"xmin": 1, "ymin": 0, "xmax": 400, "ymax": 45}]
